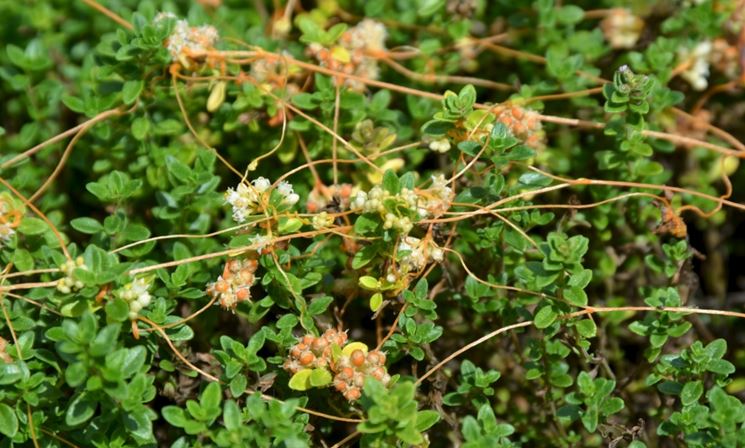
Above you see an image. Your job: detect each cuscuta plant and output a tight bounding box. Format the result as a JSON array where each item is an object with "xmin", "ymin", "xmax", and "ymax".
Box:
[
  {"xmin": 1, "ymin": 1, "xmax": 745, "ymax": 447},
  {"xmin": 283, "ymin": 328, "xmax": 392, "ymax": 402}
]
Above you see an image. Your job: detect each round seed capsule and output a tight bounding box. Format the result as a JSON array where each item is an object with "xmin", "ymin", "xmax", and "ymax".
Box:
[
  {"xmin": 345, "ymin": 387, "xmax": 361, "ymax": 401},
  {"xmin": 215, "ymin": 280, "xmax": 230, "ymax": 293},
  {"xmin": 299, "ymin": 351, "xmax": 315, "ymax": 366},
  {"xmin": 311, "ymin": 337, "xmax": 328, "ymax": 353},
  {"xmin": 370, "ymin": 367, "xmax": 386, "ymax": 380},
  {"xmin": 350, "ymin": 350, "xmax": 365, "ymax": 367},
  {"xmin": 291, "ymin": 345, "xmax": 303, "ymax": 357},
  {"xmin": 235, "ymin": 288, "xmax": 250, "ymax": 301}
]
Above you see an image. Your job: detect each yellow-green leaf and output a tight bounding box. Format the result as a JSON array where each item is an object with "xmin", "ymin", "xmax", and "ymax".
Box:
[
  {"xmin": 370, "ymin": 292, "xmax": 383, "ymax": 311},
  {"xmin": 359, "ymin": 276, "xmax": 380, "ymax": 291},
  {"xmin": 288, "ymin": 369, "xmax": 313, "ymax": 391},
  {"xmin": 342, "ymin": 342, "xmax": 368, "ymax": 357},
  {"xmin": 207, "ymin": 81, "xmax": 226, "ymax": 112},
  {"xmin": 309, "ymin": 368, "xmax": 332, "ymax": 387}
]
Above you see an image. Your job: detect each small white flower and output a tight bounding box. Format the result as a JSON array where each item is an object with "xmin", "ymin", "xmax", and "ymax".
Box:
[
  {"xmin": 117, "ymin": 277, "xmax": 153, "ymax": 318},
  {"xmin": 251, "ymin": 234, "xmax": 272, "ymax": 253},
  {"xmin": 129, "ymin": 300, "xmax": 143, "ymax": 313},
  {"xmin": 277, "ymin": 181, "xmax": 294, "ymax": 197},
  {"xmin": 352, "ymin": 191, "xmax": 367, "ymax": 210},
  {"xmin": 679, "ymin": 41, "xmax": 712, "ymax": 91},
  {"xmin": 157, "ymin": 14, "xmax": 220, "ymax": 62},
  {"xmin": 0, "ymin": 224, "xmax": 15, "ymax": 243},
  {"xmin": 431, "ymin": 247, "xmax": 444, "ymax": 262},
  {"xmin": 601, "ymin": 9, "xmax": 644, "ymax": 49},
  {"xmin": 252, "ymin": 177, "xmax": 271, "ymax": 192},
  {"xmin": 283, "ymin": 193, "xmax": 300, "ymax": 206},
  {"xmin": 138, "ymin": 293, "xmax": 152, "ymax": 307},
  {"xmin": 429, "ymin": 138, "xmax": 451, "ymax": 153}
]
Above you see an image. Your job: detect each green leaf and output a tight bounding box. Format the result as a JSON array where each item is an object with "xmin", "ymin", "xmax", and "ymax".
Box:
[
  {"xmin": 575, "ymin": 319, "xmax": 597, "ymax": 338},
  {"xmin": 165, "ymin": 155, "xmax": 192, "ymax": 183},
  {"xmin": 601, "ymin": 397, "xmax": 624, "ymax": 415},
  {"xmin": 382, "ymin": 170, "xmax": 400, "ymax": 194},
  {"xmin": 415, "ymin": 410, "xmax": 440, "ymax": 431},
  {"xmin": 0, "ymin": 403, "xmax": 18, "ymax": 438},
  {"xmin": 131, "ymin": 116, "xmax": 150, "ymax": 140},
  {"xmin": 229, "ymin": 375, "xmax": 247, "ymax": 398},
  {"xmin": 105, "ymin": 298, "xmax": 130, "ymax": 322},
  {"xmin": 563, "ymin": 287, "xmax": 588, "ymax": 307},
  {"xmin": 354, "ymin": 214, "xmax": 379, "ymax": 234},
  {"xmin": 580, "ymin": 407, "xmax": 598, "ymax": 432},
  {"xmin": 123, "ymin": 407, "xmax": 152, "ymax": 440},
  {"xmin": 66, "ymin": 392, "xmax": 97, "ymax": 426},
  {"xmin": 308, "ymin": 296, "xmax": 333, "ymax": 315},
  {"xmin": 122, "ymin": 80, "xmax": 144, "ymax": 105},
  {"xmin": 162, "ymin": 406, "xmax": 188, "ymax": 427},
  {"xmin": 223, "ymin": 400, "xmax": 241, "ymax": 431},
  {"xmin": 18, "ymin": 217, "xmax": 47, "ymax": 235},
  {"xmin": 90, "ymin": 324, "xmax": 120, "ymax": 357},
  {"xmin": 704, "ymin": 339, "xmax": 727, "ymax": 360},
  {"xmin": 534, "ymin": 306, "xmax": 557, "ymax": 329},
  {"xmin": 70, "ymin": 217, "xmax": 103, "ymax": 234},
  {"xmin": 396, "ymin": 423, "xmax": 424, "ymax": 445},
  {"xmin": 681, "ymin": 381, "xmax": 703, "ymax": 406},
  {"xmin": 0, "ymin": 363, "xmax": 24, "ymax": 385},
  {"xmin": 518, "ymin": 172, "xmax": 552, "ymax": 188},
  {"xmin": 556, "ymin": 5, "xmax": 584, "ymax": 25},
  {"xmin": 12, "ymin": 248, "xmax": 34, "ymax": 271},
  {"xmin": 421, "ymin": 119, "xmax": 454, "ymax": 136},
  {"xmin": 200, "ymin": 382, "xmax": 222, "ymax": 411}
]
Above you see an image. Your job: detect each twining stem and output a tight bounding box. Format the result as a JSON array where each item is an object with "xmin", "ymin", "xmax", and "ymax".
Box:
[
  {"xmin": 1, "ymin": 107, "xmax": 123, "ymax": 170},
  {"xmin": 415, "ymin": 305, "xmax": 745, "ymax": 386}
]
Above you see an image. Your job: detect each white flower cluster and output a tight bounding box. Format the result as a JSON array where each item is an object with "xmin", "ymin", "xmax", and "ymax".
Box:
[
  {"xmin": 601, "ymin": 9, "xmax": 644, "ymax": 49},
  {"xmin": 350, "ymin": 174, "xmax": 454, "ymax": 233},
  {"xmin": 56, "ymin": 257, "xmax": 88, "ymax": 294},
  {"xmin": 117, "ymin": 277, "xmax": 153, "ymax": 320},
  {"xmin": 0, "ymin": 198, "xmax": 18, "ymax": 246},
  {"xmin": 312, "ymin": 211, "xmax": 334, "ymax": 229},
  {"xmin": 352, "ymin": 185, "xmax": 416, "ymax": 233},
  {"xmin": 277, "ymin": 181, "xmax": 300, "ymax": 206},
  {"xmin": 225, "ymin": 178, "xmax": 299, "ymax": 223},
  {"xmin": 429, "ymin": 138, "xmax": 452, "ymax": 153},
  {"xmin": 678, "ymin": 41, "xmax": 712, "ymax": 91},
  {"xmin": 396, "ymin": 236, "xmax": 445, "ymax": 275},
  {"xmin": 417, "ymin": 174, "xmax": 455, "ymax": 218},
  {"xmin": 155, "ymin": 12, "xmax": 219, "ymax": 62},
  {"xmin": 0, "ymin": 223, "xmax": 13, "ymax": 245},
  {"xmin": 343, "ymin": 19, "xmax": 387, "ymax": 53},
  {"xmin": 250, "ymin": 234, "xmax": 273, "ymax": 254},
  {"xmin": 308, "ymin": 19, "xmax": 387, "ymax": 90},
  {"xmin": 206, "ymin": 258, "xmax": 258, "ymax": 310}
]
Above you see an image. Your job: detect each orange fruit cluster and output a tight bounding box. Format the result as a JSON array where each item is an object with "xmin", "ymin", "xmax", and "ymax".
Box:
[
  {"xmin": 283, "ymin": 329, "xmax": 390, "ymax": 401},
  {"xmin": 207, "ymin": 257, "xmax": 259, "ymax": 310},
  {"xmin": 495, "ymin": 105, "xmax": 543, "ymax": 148},
  {"xmin": 284, "ymin": 329, "xmax": 348, "ymax": 373},
  {"xmin": 332, "ymin": 349, "xmax": 390, "ymax": 401}
]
